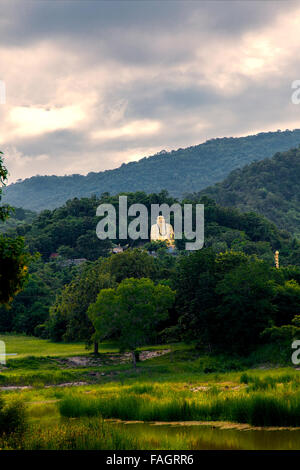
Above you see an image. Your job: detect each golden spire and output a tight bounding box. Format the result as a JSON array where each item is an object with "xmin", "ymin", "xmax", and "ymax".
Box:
[{"xmin": 274, "ymin": 250, "xmax": 279, "ymax": 269}]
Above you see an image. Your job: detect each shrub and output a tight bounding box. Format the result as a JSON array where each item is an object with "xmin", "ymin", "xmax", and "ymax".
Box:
[{"xmin": 0, "ymin": 396, "xmax": 27, "ymax": 435}]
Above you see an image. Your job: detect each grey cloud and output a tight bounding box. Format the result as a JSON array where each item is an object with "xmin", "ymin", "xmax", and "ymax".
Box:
[
  {"xmin": 10, "ymin": 129, "xmax": 89, "ymax": 156},
  {"xmin": 129, "ymin": 85, "xmax": 223, "ymax": 118},
  {"xmin": 1, "ymin": 1, "xmax": 297, "ymax": 53},
  {"xmin": 2, "ymin": 0, "xmax": 300, "ymax": 182}
]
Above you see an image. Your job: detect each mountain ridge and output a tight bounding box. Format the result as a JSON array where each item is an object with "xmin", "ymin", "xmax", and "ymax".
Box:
[
  {"xmin": 4, "ymin": 129, "xmax": 300, "ymax": 211},
  {"xmin": 198, "ymin": 146, "xmax": 300, "ymax": 237}
]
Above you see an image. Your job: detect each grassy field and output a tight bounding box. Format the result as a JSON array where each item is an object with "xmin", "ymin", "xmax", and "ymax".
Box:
[
  {"xmin": 0, "ymin": 333, "xmax": 118, "ymax": 358},
  {"xmin": 0, "ymin": 333, "xmax": 172, "ymax": 359},
  {"xmin": 0, "ymin": 334, "xmax": 300, "ymax": 449}
]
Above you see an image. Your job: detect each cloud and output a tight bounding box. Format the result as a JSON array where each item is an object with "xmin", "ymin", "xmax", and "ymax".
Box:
[
  {"xmin": 3, "ymin": 146, "xmax": 50, "ymax": 180},
  {"xmin": 10, "ymin": 105, "xmax": 85, "ymax": 137},
  {"xmin": 1, "ymin": 1, "xmax": 300, "ymax": 183},
  {"xmin": 91, "ymin": 120, "xmax": 161, "ymax": 141}
]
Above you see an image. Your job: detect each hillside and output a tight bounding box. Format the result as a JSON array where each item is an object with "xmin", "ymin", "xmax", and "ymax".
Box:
[
  {"xmin": 2, "ymin": 189, "xmax": 296, "ymax": 338},
  {"xmin": 4, "ymin": 129, "xmax": 300, "ymax": 211},
  {"xmin": 0, "ymin": 207, "xmax": 36, "ymax": 234},
  {"xmin": 4, "ymin": 190, "xmax": 292, "ymax": 264},
  {"xmin": 197, "ymin": 146, "xmax": 300, "ymax": 237}
]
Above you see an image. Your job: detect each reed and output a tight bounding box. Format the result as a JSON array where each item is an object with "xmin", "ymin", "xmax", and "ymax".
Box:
[{"xmin": 59, "ymin": 390, "xmax": 300, "ymax": 427}]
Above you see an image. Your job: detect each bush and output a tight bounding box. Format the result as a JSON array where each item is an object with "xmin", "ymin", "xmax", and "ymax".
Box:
[
  {"xmin": 240, "ymin": 373, "xmax": 250, "ymax": 384},
  {"xmin": 34, "ymin": 323, "xmax": 49, "ymax": 338},
  {"xmin": 0, "ymin": 396, "xmax": 27, "ymax": 435}
]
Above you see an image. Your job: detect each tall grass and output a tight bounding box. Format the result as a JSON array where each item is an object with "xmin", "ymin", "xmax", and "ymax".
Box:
[
  {"xmin": 0, "ymin": 419, "xmax": 139, "ymax": 450},
  {"xmin": 0, "ymin": 418, "xmax": 235, "ymax": 450},
  {"xmin": 59, "ymin": 391, "xmax": 300, "ymax": 427},
  {"xmin": 240, "ymin": 373, "xmax": 299, "ymax": 391}
]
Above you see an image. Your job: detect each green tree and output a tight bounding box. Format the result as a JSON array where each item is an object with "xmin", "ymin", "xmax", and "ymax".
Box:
[
  {"xmin": 214, "ymin": 259, "xmax": 276, "ymax": 353},
  {"xmin": 0, "ymin": 151, "xmax": 10, "ymax": 222},
  {"xmin": 0, "ymin": 152, "xmax": 30, "ymax": 304},
  {"xmin": 88, "ymin": 277, "xmax": 175, "ymax": 367},
  {"xmin": 262, "ymin": 315, "xmax": 300, "ymax": 361},
  {"xmin": 48, "ymin": 250, "xmax": 155, "ymax": 350},
  {"xmin": 174, "ymin": 248, "xmax": 218, "ymax": 344},
  {"xmin": 75, "ymin": 230, "xmax": 112, "ymax": 260},
  {"xmin": 104, "ymin": 248, "xmax": 155, "ymax": 283},
  {"xmin": 272, "ymin": 280, "xmax": 300, "ymax": 326},
  {"xmin": 48, "ymin": 260, "xmax": 113, "ymax": 352},
  {"xmin": 5, "ymin": 275, "xmax": 50, "ymax": 335},
  {"xmin": 175, "ymin": 249, "xmax": 277, "ymax": 353},
  {"xmin": 0, "ymin": 257, "xmax": 75, "ymax": 335},
  {"xmin": 57, "ymin": 245, "xmax": 75, "ymax": 259}
]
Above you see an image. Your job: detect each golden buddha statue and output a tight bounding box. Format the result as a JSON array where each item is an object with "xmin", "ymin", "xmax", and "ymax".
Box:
[{"xmin": 150, "ymin": 215, "xmax": 175, "ymax": 247}]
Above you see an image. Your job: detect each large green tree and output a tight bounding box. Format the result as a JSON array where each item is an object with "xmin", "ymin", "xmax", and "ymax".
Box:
[
  {"xmin": 48, "ymin": 249, "xmax": 157, "ymax": 347},
  {"xmin": 88, "ymin": 277, "xmax": 175, "ymax": 367},
  {"xmin": 175, "ymin": 249, "xmax": 278, "ymax": 353},
  {"xmin": 272, "ymin": 280, "xmax": 300, "ymax": 326},
  {"xmin": 213, "ymin": 259, "xmax": 276, "ymax": 353},
  {"xmin": 48, "ymin": 259, "xmax": 113, "ymax": 352},
  {"xmin": 0, "ymin": 258, "xmax": 75, "ymax": 335},
  {"xmin": 103, "ymin": 248, "xmax": 155, "ymax": 283}
]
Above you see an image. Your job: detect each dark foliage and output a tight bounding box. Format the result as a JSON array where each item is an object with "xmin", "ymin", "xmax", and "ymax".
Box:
[{"xmin": 198, "ymin": 146, "xmax": 300, "ymax": 237}]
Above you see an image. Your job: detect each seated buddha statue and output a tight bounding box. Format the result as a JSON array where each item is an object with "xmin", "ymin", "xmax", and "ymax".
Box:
[{"xmin": 150, "ymin": 215, "xmax": 175, "ymax": 247}]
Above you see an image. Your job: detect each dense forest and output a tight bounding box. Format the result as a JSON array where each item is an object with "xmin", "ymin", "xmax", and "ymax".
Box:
[
  {"xmin": 1, "ymin": 190, "xmax": 293, "ymax": 262},
  {"xmin": 197, "ymin": 146, "xmax": 300, "ymax": 237},
  {"xmin": 0, "ymin": 207, "xmax": 36, "ymax": 234},
  {"xmin": 2, "ymin": 142, "xmax": 300, "ymax": 361},
  {"xmin": 4, "ymin": 129, "xmax": 300, "ymax": 211},
  {"xmin": 2, "ymin": 189, "xmax": 300, "ymax": 342}
]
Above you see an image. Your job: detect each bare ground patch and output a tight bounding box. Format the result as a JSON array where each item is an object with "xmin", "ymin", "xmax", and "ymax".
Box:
[{"xmin": 56, "ymin": 349, "xmax": 171, "ymax": 368}]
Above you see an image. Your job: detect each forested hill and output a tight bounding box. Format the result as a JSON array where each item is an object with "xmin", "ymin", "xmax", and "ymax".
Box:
[
  {"xmin": 0, "ymin": 207, "xmax": 36, "ymax": 234},
  {"xmin": 4, "ymin": 129, "xmax": 300, "ymax": 211},
  {"xmin": 197, "ymin": 146, "xmax": 300, "ymax": 237},
  {"xmin": 4, "ymin": 190, "xmax": 292, "ymax": 263}
]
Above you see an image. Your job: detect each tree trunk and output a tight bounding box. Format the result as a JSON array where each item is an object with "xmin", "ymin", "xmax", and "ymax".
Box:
[
  {"xmin": 131, "ymin": 350, "xmax": 137, "ymax": 369},
  {"xmin": 94, "ymin": 341, "xmax": 99, "ymax": 355},
  {"xmin": 135, "ymin": 350, "xmax": 140, "ymax": 362}
]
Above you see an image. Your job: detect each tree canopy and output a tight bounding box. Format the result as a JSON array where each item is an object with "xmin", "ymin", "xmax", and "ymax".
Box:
[
  {"xmin": 0, "ymin": 152, "xmax": 30, "ymax": 304},
  {"xmin": 199, "ymin": 146, "xmax": 300, "ymax": 237},
  {"xmin": 174, "ymin": 248, "xmax": 300, "ymax": 354},
  {"xmin": 88, "ymin": 277, "xmax": 175, "ymax": 367}
]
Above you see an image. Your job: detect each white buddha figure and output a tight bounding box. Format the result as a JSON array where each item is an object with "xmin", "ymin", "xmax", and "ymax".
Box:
[{"xmin": 150, "ymin": 215, "xmax": 175, "ymax": 247}]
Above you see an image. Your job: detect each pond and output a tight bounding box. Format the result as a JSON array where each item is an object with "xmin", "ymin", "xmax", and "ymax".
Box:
[{"xmin": 113, "ymin": 421, "xmax": 300, "ymax": 450}]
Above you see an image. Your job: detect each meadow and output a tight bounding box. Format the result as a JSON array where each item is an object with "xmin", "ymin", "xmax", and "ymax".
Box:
[
  {"xmin": 2, "ymin": 333, "xmax": 119, "ymax": 358},
  {"xmin": 0, "ymin": 334, "xmax": 300, "ymax": 450}
]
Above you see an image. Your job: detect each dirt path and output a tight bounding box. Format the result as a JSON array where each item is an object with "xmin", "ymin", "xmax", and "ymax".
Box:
[
  {"xmin": 107, "ymin": 418, "xmax": 300, "ymax": 432},
  {"xmin": 58, "ymin": 348, "xmax": 171, "ymax": 368},
  {"xmin": 0, "ymin": 349, "xmax": 171, "ymax": 390},
  {"xmin": 0, "ymin": 381, "xmax": 89, "ymax": 391}
]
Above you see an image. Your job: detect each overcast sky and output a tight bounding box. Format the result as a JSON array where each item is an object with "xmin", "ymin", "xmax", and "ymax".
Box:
[{"xmin": 1, "ymin": 0, "xmax": 300, "ymax": 182}]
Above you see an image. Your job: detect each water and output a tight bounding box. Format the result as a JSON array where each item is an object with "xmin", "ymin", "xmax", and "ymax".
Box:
[{"xmin": 114, "ymin": 422, "xmax": 300, "ymax": 450}]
